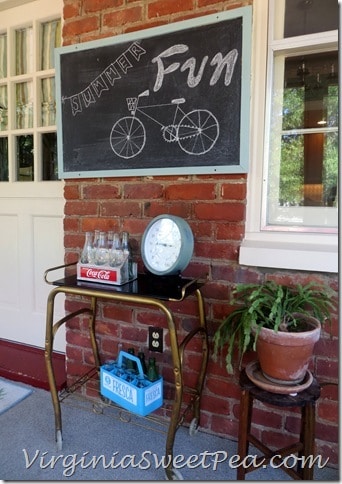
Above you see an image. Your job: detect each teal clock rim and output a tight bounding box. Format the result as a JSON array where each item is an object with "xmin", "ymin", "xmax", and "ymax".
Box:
[{"xmin": 141, "ymin": 214, "xmax": 194, "ymax": 276}]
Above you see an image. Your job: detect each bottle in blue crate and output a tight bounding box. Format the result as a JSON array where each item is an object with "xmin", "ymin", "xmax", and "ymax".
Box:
[
  {"xmin": 112, "ymin": 358, "xmax": 125, "ymax": 377},
  {"xmin": 103, "ymin": 359, "xmax": 116, "ymax": 372},
  {"xmin": 125, "ymin": 372, "xmax": 136, "ymax": 383},
  {"xmin": 138, "ymin": 351, "xmax": 147, "ymax": 375},
  {"xmin": 147, "ymin": 357, "xmax": 159, "ymax": 382},
  {"xmin": 135, "ymin": 376, "xmax": 148, "ymax": 388},
  {"xmin": 125, "ymin": 347, "xmax": 137, "ymax": 373}
]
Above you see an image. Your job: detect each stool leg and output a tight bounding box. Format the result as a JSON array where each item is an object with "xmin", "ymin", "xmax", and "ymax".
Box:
[
  {"xmin": 237, "ymin": 388, "xmax": 253, "ymax": 480},
  {"xmin": 298, "ymin": 402, "xmax": 316, "ymax": 480}
]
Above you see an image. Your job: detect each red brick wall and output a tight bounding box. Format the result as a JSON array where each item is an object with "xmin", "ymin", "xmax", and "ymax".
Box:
[{"xmin": 62, "ymin": 0, "xmax": 339, "ymax": 467}]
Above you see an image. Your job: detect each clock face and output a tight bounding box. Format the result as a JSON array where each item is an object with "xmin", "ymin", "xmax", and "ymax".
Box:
[
  {"xmin": 144, "ymin": 218, "xmax": 181, "ymax": 272},
  {"xmin": 142, "ymin": 215, "xmax": 194, "ymax": 275}
]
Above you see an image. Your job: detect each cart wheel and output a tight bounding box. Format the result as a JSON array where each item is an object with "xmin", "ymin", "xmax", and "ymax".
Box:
[
  {"xmin": 56, "ymin": 430, "xmax": 63, "ymax": 451},
  {"xmin": 189, "ymin": 418, "xmax": 199, "ymax": 436},
  {"xmin": 100, "ymin": 395, "xmax": 111, "ymax": 405},
  {"xmin": 165, "ymin": 468, "xmax": 184, "ymax": 480},
  {"xmin": 93, "ymin": 402, "xmax": 104, "ymax": 414}
]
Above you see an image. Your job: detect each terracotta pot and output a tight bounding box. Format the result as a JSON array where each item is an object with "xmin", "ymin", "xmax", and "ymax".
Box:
[{"xmin": 255, "ymin": 313, "xmax": 321, "ymax": 385}]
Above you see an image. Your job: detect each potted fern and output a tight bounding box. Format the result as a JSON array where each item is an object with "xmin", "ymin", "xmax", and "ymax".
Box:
[{"xmin": 213, "ymin": 281, "xmax": 336, "ymax": 385}]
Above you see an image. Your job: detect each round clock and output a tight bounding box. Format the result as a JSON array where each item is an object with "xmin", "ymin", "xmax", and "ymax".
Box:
[{"xmin": 141, "ymin": 215, "xmax": 194, "ymax": 276}]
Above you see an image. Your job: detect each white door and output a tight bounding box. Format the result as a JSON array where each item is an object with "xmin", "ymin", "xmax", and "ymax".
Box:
[{"xmin": 0, "ymin": 0, "xmax": 65, "ymax": 352}]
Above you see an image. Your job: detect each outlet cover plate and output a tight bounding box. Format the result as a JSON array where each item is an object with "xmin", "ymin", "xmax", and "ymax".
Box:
[{"xmin": 148, "ymin": 327, "xmax": 163, "ymax": 352}]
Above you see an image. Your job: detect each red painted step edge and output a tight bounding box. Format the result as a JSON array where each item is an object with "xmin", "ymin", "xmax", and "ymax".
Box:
[{"xmin": 0, "ymin": 338, "xmax": 66, "ymax": 391}]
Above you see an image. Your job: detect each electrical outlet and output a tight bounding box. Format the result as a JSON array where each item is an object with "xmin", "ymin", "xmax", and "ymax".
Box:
[{"xmin": 148, "ymin": 327, "xmax": 163, "ymax": 352}]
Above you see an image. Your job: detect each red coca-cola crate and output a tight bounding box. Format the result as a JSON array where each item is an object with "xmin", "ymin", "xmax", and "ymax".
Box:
[{"xmin": 76, "ymin": 261, "xmax": 137, "ymax": 286}]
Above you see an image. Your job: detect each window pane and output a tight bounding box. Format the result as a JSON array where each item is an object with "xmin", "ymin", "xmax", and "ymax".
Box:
[
  {"xmin": 283, "ymin": 52, "xmax": 338, "ymax": 130},
  {"xmin": 284, "ymin": 0, "xmax": 338, "ymax": 38},
  {"xmin": 0, "ymin": 137, "xmax": 8, "ymax": 181},
  {"xmin": 267, "ymin": 47, "xmax": 338, "ymax": 229},
  {"xmin": 4, "ymin": 10, "xmax": 60, "ymax": 185},
  {"xmin": 15, "ymin": 27, "xmax": 33, "ymax": 75},
  {"xmin": 42, "ymin": 132, "xmax": 58, "ymax": 180},
  {"xmin": 280, "ymin": 132, "xmax": 337, "ymax": 205},
  {"xmin": 40, "ymin": 20, "xmax": 61, "ymax": 70},
  {"xmin": 268, "ymin": 131, "xmax": 338, "ymax": 227},
  {"xmin": 41, "ymin": 78, "xmax": 56, "ymax": 126},
  {"xmin": 16, "ymin": 135, "xmax": 33, "ymax": 181},
  {"xmin": 0, "ymin": 34, "xmax": 7, "ymax": 78},
  {"xmin": 16, "ymin": 82, "xmax": 33, "ymax": 129},
  {"xmin": 0, "ymin": 86, "xmax": 8, "ymax": 131}
]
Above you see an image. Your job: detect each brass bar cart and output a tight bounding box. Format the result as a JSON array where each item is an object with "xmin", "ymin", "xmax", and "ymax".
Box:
[{"xmin": 44, "ymin": 263, "xmax": 209, "ymax": 480}]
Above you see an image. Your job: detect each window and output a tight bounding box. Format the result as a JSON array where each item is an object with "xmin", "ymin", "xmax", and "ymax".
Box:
[
  {"xmin": 239, "ymin": 0, "xmax": 338, "ymax": 273},
  {"xmin": 0, "ymin": 14, "xmax": 61, "ymax": 182}
]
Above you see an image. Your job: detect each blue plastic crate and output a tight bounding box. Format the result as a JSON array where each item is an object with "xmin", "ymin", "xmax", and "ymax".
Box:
[{"xmin": 100, "ymin": 351, "xmax": 163, "ymax": 417}]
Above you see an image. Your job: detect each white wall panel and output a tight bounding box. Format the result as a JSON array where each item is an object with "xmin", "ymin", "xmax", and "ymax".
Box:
[
  {"xmin": 0, "ymin": 215, "xmax": 19, "ymax": 306},
  {"xmin": 0, "ymin": 198, "xmax": 65, "ymax": 352}
]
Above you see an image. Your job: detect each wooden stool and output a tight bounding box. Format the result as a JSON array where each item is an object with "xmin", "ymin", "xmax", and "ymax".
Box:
[{"xmin": 237, "ymin": 367, "xmax": 321, "ymax": 480}]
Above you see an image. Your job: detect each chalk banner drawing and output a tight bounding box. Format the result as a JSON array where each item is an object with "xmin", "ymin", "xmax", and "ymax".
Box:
[{"xmin": 55, "ymin": 7, "xmax": 252, "ymax": 178}]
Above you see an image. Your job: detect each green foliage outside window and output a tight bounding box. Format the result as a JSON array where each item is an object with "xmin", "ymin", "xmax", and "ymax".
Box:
[{"xmin": 279, "ymin": 85, "xmax": 338, "ymax": 207}]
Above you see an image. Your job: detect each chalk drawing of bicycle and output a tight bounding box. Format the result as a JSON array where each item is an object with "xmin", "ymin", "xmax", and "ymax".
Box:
[{"xmin": 110, "ymin": 90, "xmax": 219, "ymax": 159}]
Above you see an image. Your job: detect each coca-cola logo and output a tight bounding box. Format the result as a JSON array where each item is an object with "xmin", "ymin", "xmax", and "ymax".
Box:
[
  {"xmin": 80, "ymin": 266, "xmax": 117, "ymax": 282},
  {"xmin": 87, "ymin": 268, "xmax": 111, "ymax": 280}
]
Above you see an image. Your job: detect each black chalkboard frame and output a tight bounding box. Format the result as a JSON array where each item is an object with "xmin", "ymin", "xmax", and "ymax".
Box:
[{"xmin": 55, "ymin": 7, "xmax": 252, "ymax": 179}]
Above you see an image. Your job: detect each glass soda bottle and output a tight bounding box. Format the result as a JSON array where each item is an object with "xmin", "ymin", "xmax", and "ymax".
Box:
[
  {"xmin": 147, "ymin": 357, "xmax": 159, "ymax": 382},
  {"xmin": 93, "ymin": 229, "xmax": 100, "ymax": 249},
  {"xmin": 121, "ymin": 231, "xmax": 133, "ymax": 279},
  {"xmin": 107, "ymin": 230, "xmax": 114, "ymax": 249},
  {"xmin": 125, "ymin": 348, "xmax": 137, "ymax": 373},
  {"xmin": 95, "ymin": 231, "xmax": 108, "ymax": 265},
  {"xmin": 135, "ymin": 376, "xmax": 148, "ymax": 388},
  {"xmin": 109, "ymin": 232, "xmax": 124, "ymax": 267},
  {"xmin": 138, "ymin": 351, "xmax": 147, "ymax": 375},
  {"xmin": 103, "ymin": 359, "xmax": 116, "ymax": 372},
  {"xmin": 80, "ymin": 231, "xmax": 94, "ymax": 264}
]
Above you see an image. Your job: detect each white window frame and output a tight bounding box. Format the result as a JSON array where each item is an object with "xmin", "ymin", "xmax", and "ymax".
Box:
[
  {"xmin": 239, "ymin": 0, "xmax": 338, "ymax": 273},
  {"xmin": 0, "ymin": 0, "xmax": 63, "ymax": 198}
]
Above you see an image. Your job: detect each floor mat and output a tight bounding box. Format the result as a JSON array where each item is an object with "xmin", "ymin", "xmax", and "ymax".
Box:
[{"xmin": 0, "ymin": 377, "xmax": 33, "ymax": 415}]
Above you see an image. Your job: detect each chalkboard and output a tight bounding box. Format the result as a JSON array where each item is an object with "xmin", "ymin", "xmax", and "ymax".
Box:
[{"xmin": 55, "ymin": 7, "xmax": 252, "ymax": 178}]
